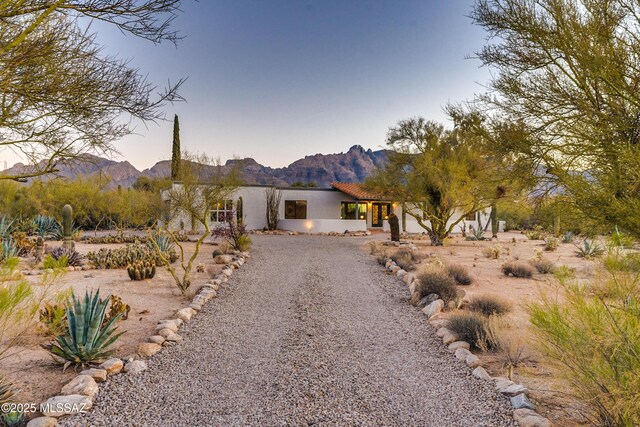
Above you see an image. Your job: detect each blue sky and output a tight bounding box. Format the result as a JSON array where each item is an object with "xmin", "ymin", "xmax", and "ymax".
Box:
[{"xmin": 94, "ymin": 1, "xmax": 490, "ymax": 169}]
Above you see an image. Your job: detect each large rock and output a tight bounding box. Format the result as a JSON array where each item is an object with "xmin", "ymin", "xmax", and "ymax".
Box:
[
  {"xmin": 213, "ymin": 254, "xmax": 233, "ymax": 264},
  {"xmin": 221, "ymin": 268, "xmax": 233, "ymax": 277},
  {"xmin": 442, "ymin": 332, "xmax": 457, "ymax": 345},
  {"xmin": 466, "ymin": 354, "xmax": 482, "ymax": 368},
  {"xmin": 513, "ymin": 409, "xmax": 552, "ymax": 427},
  {"xmin": 417, "ymin": 293, "xmax": 439, "ymax": 308},
  {"xmin": 61, "ymin": 375, "xmax": 98, "ymax": 398},
  {"xmin": 436, "ymin": 327, "xmax": 451, "ymax": 338},
  {"xmin": 156, "ymin": 321, "xmax": 180, "ymax": 332},
  {"xmin": 454, "ymin": 348, "xmax": 473, "ymax": 361},
  {"xmin": 124, "ymin": 360, "xmax": 148, "ymax": 374},
  {"xmin": 511, "ymin": 394, "xmax": 536, "ymax": 410},
  {"xmin": 79, "ymin": 368, "xmax": 107, "ymax": 383},
  {"xmin": 422, "ymin": 299, "xmax": 444, "ymax": 319},
  {"xmin": 26, "ymin": 417, "xmax": 58, "ymax": 427},
  {"xmin": 99, "ymin": 358, "xmax": 123, "ymax": 375},
  {"xmin": 41, "ymin": 395, "xmax": 92, "ymax": 417},
  {"xmin": 149, "ymin": 335, "xmax": 165, "ymax": 345},
  {"xmin": 137, "ymin": 342, "xmax": 162, "ymax": 358}
]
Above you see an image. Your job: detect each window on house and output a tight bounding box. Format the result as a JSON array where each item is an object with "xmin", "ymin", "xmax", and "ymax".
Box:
[
  {"xmin": 465, "ymin": 212, "xmax": 477, "ymax": 221},
  {"xmin": 284, "ymin": 200, "xmax": 307, "ymax": 219},
  {"xmin": 341, "ymin": 202, "xmax": 366, "ymax": 220},
  {"xmin": 210, "ymin": 199, "xmax": 233, "ymax": 223}
]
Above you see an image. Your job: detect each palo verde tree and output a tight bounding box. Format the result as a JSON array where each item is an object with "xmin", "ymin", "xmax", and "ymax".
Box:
[
  {"xmin": 152, "ymin": 153, "xmax": 240, "ymax": 293},
  {"xmin": 0, "ymin": 0, "xmax": 184, "ymax": 182},
  {"xmin": 171, "ymin": 114, "xmax": 181, "ymax": 181},
  {"xmin": 471, "ymin": 0, "xmax": 640, "ymax": 237},
  {"xmin": 367, "ymin": 117, "xmax": 493, "ymax": 246}
]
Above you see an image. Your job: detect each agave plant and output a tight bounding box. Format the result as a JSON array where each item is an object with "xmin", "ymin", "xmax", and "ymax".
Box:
[
  {"xmin": 50, "ymin": 246, "xmax": 84, "ymax": 267},
  {"xmin": 0, "ymin": 238, "xmax": 19, "ymax": 263},
  {"xmin": 32, "ymin": 215, "xmax": 61, "ymax": 240},
  {"xmin": 147, "ymin": 232, "xmax": 178, "ymax": 264},
  {"xmin": 1, "ymin": 410, "xmax": 25, "ymax": 427},
  {"xmin": 575, "ymin": 239, "xmax": 605, "ymax": 259},
  {"xmin": 43, "ymin": 290, "xmax": 125, "ymax": 367},
  {"xmin": 0, "ymin": 216, "xmax": 14, "ymax": 239}
]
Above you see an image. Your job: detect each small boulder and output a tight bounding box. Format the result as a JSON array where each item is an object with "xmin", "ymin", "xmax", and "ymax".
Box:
[
  {"xmin": 149, "ymin": 335, "xmax": 165, "ymax": 345},
  {"xmin": 158, "ymin": 328, "xmax": 177, "ymax": 338},
  {"xmin": 422, "ymin": 299, "xmax": 444, "ymax": 319},
  {"xmin": 396, "ymin": 269, "xmax": 407, "ymax": 278},
  {"xmin": 177, "ymin": 307, "xmax": 195, "ymax": 323},
  {"xmin": 436, "ymin": 327, "xmax": 451, "ymax": 338},
  {"xmin": 454, "ymin": 348, "xmax": 473, "ymax": 361},
  {"xmin": 213, "ymin": 254, "xmax": 233, "ymax": 264},
  {"xmin": 61, "ymin": 375, "xmax": 98, "ymax": 398},
  {"xmin": 449, "ymin": 341, "xmax": 471, "ymax": 352},
  {"xmin": 472, "ymin": 366, "xmax": 491, "ymax": 380},
  {"xmin": 26, "ymin": 417, "xmax": 58, "ymax": 427},
  {"xmin": 501, "ymin": 383, "xmax": 528, "ymax": 396},
  {"xmin": 465, "ymin": 354, "xmax": 481, "ymax": 368},
  {"xmin": 124, "ymin": 360, "xmax": 148, "ymax": 374},
  {"xmin": 442, "ymin": 332, "xmax": 457, "ymax": 345},
  {"xmin": 99, "ymin": 358, "xmax": 123, "ymax": 375},
  {"xmin": 79, "ymin": 368, "xmax": 107, "ymax": 383},
  {"xmin": 164, "ymin": 332, "xmax": 182, "ymax": 342},
  {"xmin": 137, "ymin": 342, "xmax": 162, "ymax": 358},
  {"xmin": 41, "ymin": 395, "xmax": 92, "ymax": 417},
  {"xmin": 511, "ymin": 393, "xmax": 536, "ymax": 410},
  {"xmin": 513, "ymin": 409, "xmax": 552, "ymax": 427},
  {"xmin": 155, "ymin": 322, "xmax": 179, "ymax": 333},
  {"xmin": 221, "ymin": 268, "xmax": 233, "ymax": 277}
]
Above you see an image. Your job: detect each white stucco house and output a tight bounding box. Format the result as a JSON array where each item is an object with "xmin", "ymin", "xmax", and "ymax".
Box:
[{"xmin": 162, "ymin": 181, "xmax": 492, "ymax": 235}]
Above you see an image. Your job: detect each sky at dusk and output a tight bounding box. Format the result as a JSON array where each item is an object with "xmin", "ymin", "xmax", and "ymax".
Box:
[{"xmin": 9, "ymin": 1, "xmax": 494, "ymax": 171}]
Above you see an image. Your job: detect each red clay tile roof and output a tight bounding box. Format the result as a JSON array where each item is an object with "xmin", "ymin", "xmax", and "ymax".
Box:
[{"xmin": 331, "ymin": 182, "xmax": 385, "ymax": 200}]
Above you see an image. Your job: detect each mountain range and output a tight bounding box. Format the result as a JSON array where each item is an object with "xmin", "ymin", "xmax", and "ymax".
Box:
[{"xmin": 2, "ymin": 145, "xmax": 390, "ymax": 188}]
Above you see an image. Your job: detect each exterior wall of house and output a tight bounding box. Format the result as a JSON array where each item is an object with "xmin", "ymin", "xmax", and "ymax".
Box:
[{"xmin": 162, "ymin": 183, "xmax": 496, "ymax": 235}]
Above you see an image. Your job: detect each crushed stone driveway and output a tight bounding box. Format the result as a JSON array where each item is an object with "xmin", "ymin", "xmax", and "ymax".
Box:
[{"xmin": 63, "ymin": 235, "xmax": 516, "ymax": 427}]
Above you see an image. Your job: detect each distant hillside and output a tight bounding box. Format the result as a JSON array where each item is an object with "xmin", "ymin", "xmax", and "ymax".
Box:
[{"xmin": 1, "ymin": 145, "xmax": 390, "ymax": 188}]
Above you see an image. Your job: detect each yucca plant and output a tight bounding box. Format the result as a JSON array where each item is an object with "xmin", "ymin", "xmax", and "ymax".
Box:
[
  {"xmin": 43, "ymin": 290, "xmax": 125, "ymax": 368},
  {"xmin": 575, "ymin": 239, "xmax": 605, "ymax": 259}
]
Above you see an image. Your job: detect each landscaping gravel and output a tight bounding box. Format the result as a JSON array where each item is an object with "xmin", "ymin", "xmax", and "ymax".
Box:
[{"xmin": 62, "ymin": 235, "xmax": 516, "ymax": 426}]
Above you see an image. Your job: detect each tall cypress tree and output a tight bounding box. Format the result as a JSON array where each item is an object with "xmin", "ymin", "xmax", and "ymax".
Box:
[{"xmin": 171, "ymin": 114, "xmax": 180, "ymax": 180}]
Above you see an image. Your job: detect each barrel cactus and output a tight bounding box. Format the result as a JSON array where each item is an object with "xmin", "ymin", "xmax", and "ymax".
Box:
[{"xmin": 127, "ymin": 260, "xmax": 156, "ymax": 281}]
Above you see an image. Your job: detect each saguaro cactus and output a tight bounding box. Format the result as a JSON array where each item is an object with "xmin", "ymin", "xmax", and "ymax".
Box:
[
  {"xmin": 35, "ymin": 236, "xmax": 44, "ymax": 262},
  {"xmin": 62, "ymin": 204, "xmax": 74, "ymax": 249},
  {"xmin": 388, "ymin": 213, "xmax": 400, "ymax": 242}
]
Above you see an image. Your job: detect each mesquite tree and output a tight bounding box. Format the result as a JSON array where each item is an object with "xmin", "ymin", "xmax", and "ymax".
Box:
[
  {"xmin": 0, "ymin": 1, "xmax": 185, "ymax": 182},
  {"xmin": 368, "ymin": 117, "xmax": 493, "ymax": 246}
]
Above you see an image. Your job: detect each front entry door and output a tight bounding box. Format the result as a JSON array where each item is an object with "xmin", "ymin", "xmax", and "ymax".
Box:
[{"xmin": 371, "ymin": 203, "xmax": 391, "ymax": 227}]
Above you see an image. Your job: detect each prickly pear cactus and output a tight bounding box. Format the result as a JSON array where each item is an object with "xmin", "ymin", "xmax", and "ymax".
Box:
[
  {"xmin": 388, "ymin": 213, "xmax": 400, "ymax": 242},
  {"xmin": 62, "ymin": 204, "xmax": 74, "ymax": 250}
]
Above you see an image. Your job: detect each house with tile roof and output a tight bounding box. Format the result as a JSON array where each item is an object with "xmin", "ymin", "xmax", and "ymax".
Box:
[{"xmin": 163, "ymin": 181, "xmax": 491, "ymax": 235}]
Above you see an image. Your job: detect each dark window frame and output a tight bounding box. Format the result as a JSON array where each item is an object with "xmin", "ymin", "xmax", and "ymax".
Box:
[{"xmin": 284, "ymin": 200, "xmax": 307, "ymax": 219}]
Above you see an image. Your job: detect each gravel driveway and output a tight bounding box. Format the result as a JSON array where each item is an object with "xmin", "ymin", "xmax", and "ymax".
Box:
[{"xmin": 63, "ymin": 235, "xmax": 516, "ymax": 427}]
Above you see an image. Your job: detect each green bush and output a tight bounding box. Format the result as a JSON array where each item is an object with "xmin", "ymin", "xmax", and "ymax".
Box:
[
  {"xmin": 501, "ymin": 262, "xmax": 533, "ymax": 278},
  {"xmin": 446, "ymin": 312, "xmax": 500, "ymax": 350},
  {"xmin": 603, "ymin": 251, "xmax": 640, "ymax": 273},
  {"xmin": 524, "ymin": 225, "xmax": 546, "ymax": 240},
  {"xmin": 416, "ymin": 270, "xmax": 458, "ymax": 304},
  {"xmin": 468, "ymin": 295, "xmax": 512, "ymax": 316},
  {"xmin": 446, "ymin": 263, "xmax": 473, "ymax": 285},
  {"xmin": 529, "ymin": 272, "xmax": 640, "ymax": 426},
  {"xmin": 43, "ymin": 254, "xmax": 67, "ymax": 269},
  {"xmin": 544, "ymin": 237, "xmax": 559, "ymax": 251},
  {"xmin": 529, "ymin": 258, "xmax": 556, "ymax": 274}
]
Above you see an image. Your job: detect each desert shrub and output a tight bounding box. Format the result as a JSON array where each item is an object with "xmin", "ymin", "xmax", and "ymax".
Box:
[
  {"xmin": 43, "ymin": 290, "xmax": 124, "ymax": 367},
  {"xmin": 610, "ymin": 226, "xmax": 635, "ymax": 249},
  {"xmin": 211, "ymin": 212, "xmax": 251, "ymax": 252},
  {"xmin": 50, "ymin": 247, "xmax": 84, "ymax": 267},
  {"xmin": 446, "ymin": 263, "xmax": 473, "ymax": 285},
  {"xmin": 524, "ymin": 225, "xmax": 545, "ymax": 240},
  {"xmin": 0, "ymin": 239, "xmax": 19, "ymax": 264},
  {"xmin": 575, "ymin": 239, "xmax": 605, "ymax": 259},
  {"xmin": 544, "ymin": 237, "xmax": 559, "ymax": 251},
  {"xmin": 446, "ymin": 312, "xmax": 500, "ymax": 350},
  {"xmin": 482, "ymin": 244, "xmax": 502, "ymax": 259},
  {"xmin": 376, "ymin": 255, "xmax": 388, "ymax": 266},
  {"xmin": 104, "ymin": 295, "xmax": 130, "ymax": 324},
  {"xmin": 603, "ymin": 251, "xmax": 640, "ymax": 273},
  {"xmin": 553, "ymin": 265, "xmax": 576, "ymax": 283},
  {"xmin": 416, "ymin": 270, "xmax": 458, "ymax": 304},
  {"xmin": 391, "ymin": 249, "xmax": 417, "ymax": 271},
  {"xmin": 468, "ymin": 295, "xmax": 512, "ymax": 316},
  {"xmin": 10, "ymin": 232, "xmax": 33, "ymax": 256},
  {"xmin": 529, "ymin": 258, "xmax": 556, "ymax": 274},
  {"xmin": 39, "ymin": 301, "xmax": 68, "ymax": 337},
  {"xmin": 43, "ymin": 254, "xmax": 67, "ymax": 269},
  {"xmin": 530, "ymin": 272, "xmax": 640, "ymax": 426},
  {"xmin": 501, "ymin": 262, "xmax": 533, "ymax": 278}
]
